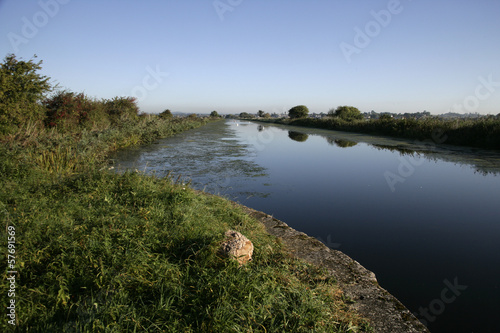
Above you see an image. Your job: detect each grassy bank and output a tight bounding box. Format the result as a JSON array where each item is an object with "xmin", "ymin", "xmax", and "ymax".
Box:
[
  {"xmin": 0, "ymin": 56, "xmax": 371, "ymax": 331},
  {"xmin": 0, "ymin": 117, "xmax": 371, "ymax": 332},
  {"xmin": 251, "ymin": 116, "xmax": 500, "ymax": 150}
]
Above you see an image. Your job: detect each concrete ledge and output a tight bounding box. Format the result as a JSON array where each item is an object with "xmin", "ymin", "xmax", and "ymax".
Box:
[{"xmin": 239, "ymin": 205, "xmax": 429, "ymax": 333}]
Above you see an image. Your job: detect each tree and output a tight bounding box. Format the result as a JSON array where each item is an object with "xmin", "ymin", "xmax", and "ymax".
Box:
[
  {"xmin": 257, "ymin": 110, "xmax": 265, "ymax": 117},
  {"xmin": 210, "ymin": 110, "xmax": 220, "ymax": 118},
  {"xmin": 159, "ymin": 109, "xmax": 173, "ymax": 119},
  {"xmin": 288, "ymin": 105, "xmax": 309, "ymax": 119},
  {"xmin": 328, "ymin": 106, "xmax": 363, "ymax": 121},
  {"xmin": 239, "ymin": 112, "xmax": 254, "ymax": 119},
  {"xmin": 0, "ymin": 54, "xmax": 52, "ymax": 133}
]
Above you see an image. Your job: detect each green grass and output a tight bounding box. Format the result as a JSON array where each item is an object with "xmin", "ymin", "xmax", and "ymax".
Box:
[
  {"xmin": 0, "ymin": 116, "xmax": 371, "ymax": 332},
  {"xmin": 252, "ymin": 116, "xmax": 500, "ymax": 150}
]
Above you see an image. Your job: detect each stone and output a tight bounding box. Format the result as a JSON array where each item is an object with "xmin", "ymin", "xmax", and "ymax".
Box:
[{"xmin": 219, "ymin": 230, "xmax": 254, "ymax": 265}]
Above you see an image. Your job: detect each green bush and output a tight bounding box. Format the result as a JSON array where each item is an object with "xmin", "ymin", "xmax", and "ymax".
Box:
[
  {"xmin": 104, "ymin": 97, "xmax": 139, "ymax": 124},
  {"xmin": 288, "ymin": 105, "xmax": 309, "ymax": 119},
  {"xmin": 159, "ymin": 109, "xmax": 173, "ymax": 119},
  {"xmin": 239, "ymin": 112, "xmax": 255, "ymax": 119},
  {"xmin": 328, "ymin": 106, "xmax": 363, "ymax": 121}
]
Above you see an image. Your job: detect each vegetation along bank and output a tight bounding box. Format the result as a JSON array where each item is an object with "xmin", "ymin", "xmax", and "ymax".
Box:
[
  {"xmin": 0, "ymin": 55, "xmax": 388, "ymax": 331},
  {"xmin": 246, "ymin": 105, "xmax": 500, "ymax": 150}
]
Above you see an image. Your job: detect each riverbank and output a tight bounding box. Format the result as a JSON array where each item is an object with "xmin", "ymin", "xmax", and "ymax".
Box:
[
  {"xmin": 249, "ymin": 116, "xmax": 500, "ymax": 150},
  {"xmin": 1, "ymin": 116, "xmax": 378, "ymax": 332}
]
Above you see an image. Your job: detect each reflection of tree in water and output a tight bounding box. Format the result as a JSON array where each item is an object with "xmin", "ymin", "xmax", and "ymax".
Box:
[
  {"xmin": 372, "ymin": 144, "xmax": 500, "ymax": 176},
  {"xmin": 372, "ymin": 144, "xmax": 416, "ymax": 156},
  {"xmin": 258, "ymin": 125, "xmax": 264, "ymax": 132},
  {"xmin": 326, "ymin": 137, "xmax": 358, "ymax": 148},
  {"xmin": 288, "ymin": 131, "xmax": 309, "ymax": 142}
]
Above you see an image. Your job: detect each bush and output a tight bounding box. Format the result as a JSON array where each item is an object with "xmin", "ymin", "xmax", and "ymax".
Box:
[
  {"xmin": 105, "ymin": 97, "xmax": 139, "ymax": 124},
  {"xmin": 210, "ymin": 110, "xmax": 220, "ymax": 118},
  {"xmin": 329, "ymin": 106, "xmax": 363, "ymax": 121},
  {"xmin": 0, "ymin": 54, "xmax": 52, "ymax": 133},
  {"xmin": 159, "ymin": 109, "xmax": 173, "ymax": 119},
  {"xmin": 288, "ymin": 105, "xmax": 309, "ymax": 119},
  {"xmin": 44, "ymin": 91, "xmax": 109, "ymax": 131},
  {"xmin": 239, "ymin": 112, "xmax": 255, "ymax": 119}
]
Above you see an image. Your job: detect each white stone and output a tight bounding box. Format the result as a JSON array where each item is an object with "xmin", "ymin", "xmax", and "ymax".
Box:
[{"xmin": 219, "ymin": 230, "xmax": 254, "ymax": 265}]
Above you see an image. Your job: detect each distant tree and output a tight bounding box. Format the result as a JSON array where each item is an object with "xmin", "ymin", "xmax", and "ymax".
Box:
[
  {"xmin": 257, "ymin": 110, "xmax": 265, "ymax": 117},
  {"xmin": 0, "ymin": 54, "xmax": 52, "ymax": 133},
  {"xmin": 379, "ymin": 113, "xmax": 393, "ymax": 120},
  {"xmin": 210, "ymin": 110, "xmax": 220, "ymax": 118},
  {"xmin": 159, "ymin": 109, "xmax": 173, "ymax": 119},
  {"xmin": 263, "ymin": 112, "xmax": 271, "ymax": 118},
  {"xmin": 288, "ymin": 105, "xmax": 309, "ymax": 119},
  {"xmin": 239, "ymin": 112, "xmax": 254, "ymax": 119},
  {"xmin": 288, "ymin": 131, "xmax": 308, "ymax": 142},
  {"xmin": 328, "ymin": 106, "xmax": 363, "ymax": 121},
  {"xmin": 188, "ymin": 113, "xmax": 198, "ymax": 119}
]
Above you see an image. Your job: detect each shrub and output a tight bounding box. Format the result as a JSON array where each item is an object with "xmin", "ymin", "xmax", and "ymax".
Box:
[
  {"xmin": 210, "ymin": 110, "xmax": 220, "ymax": 118},
  {"xmin": 288, "ymin": 105, "xmax": 309, "ymax": 119},
  {"xmin": 239, "ymin": 112, "xmax": 255, "ymax": 119},
  {"xmin": 159, "ymin": 109, "xmax": 173, "ymax": 119},
  {"xmin": 329, "ymin": 106, "xmax": 363, "ymax": 121},
  {"xmin": 105, "ymin": 97, "xmax": 139, "ymax": 124},
  {"xmin": 44, "ymin": 91, "xmax": 109, "ymax": 130}
]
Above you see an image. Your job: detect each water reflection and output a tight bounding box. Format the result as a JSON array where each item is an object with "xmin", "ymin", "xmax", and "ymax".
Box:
[
  {"xmin": 325, "ymin": 137, "xmax": 358, "ymax": 148},
  {"xmin": 252, "ymin": 122, "xmax": 500, "ymax": 175},
  {"xmin": 288, "ymin": 131, "xmax": 309, "ymax": 142},
  {"xmin": 110, "ymin": 121, "xmax": 271, "ymax": 198},
  {"xmin": 372, "ymin": 144, "xmax": 500, "ymax": 175}
]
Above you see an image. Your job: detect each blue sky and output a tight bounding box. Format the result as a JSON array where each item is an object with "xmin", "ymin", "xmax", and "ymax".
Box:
[{"xmin": 1, "ymin": 0, "xmax": 499, "ymax": 115}]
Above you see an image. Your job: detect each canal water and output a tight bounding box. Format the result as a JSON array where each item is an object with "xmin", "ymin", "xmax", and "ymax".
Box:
[{"xmin": 111, "ymin": 120, "xmax": 500, "ymax": 333}]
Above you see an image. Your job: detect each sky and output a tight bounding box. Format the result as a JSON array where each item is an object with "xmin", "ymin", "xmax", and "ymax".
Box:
[{"xmin": 1, "ymin": 0, "xmax": 499, "ymax": 115}]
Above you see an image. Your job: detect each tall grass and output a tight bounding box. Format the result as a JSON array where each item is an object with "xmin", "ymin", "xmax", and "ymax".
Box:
[{"xmin": 2, "ymin": 116, "xmax": 211, "ymax": 176}]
